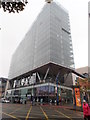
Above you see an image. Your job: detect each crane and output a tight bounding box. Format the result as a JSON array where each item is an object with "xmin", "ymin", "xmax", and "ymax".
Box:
[{"xmin": 0, "ymin": 0, "xmax": 53, "ymax": 13}]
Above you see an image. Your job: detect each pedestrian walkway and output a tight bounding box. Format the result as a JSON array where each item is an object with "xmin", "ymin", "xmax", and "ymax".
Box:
[
  {"xmin": 2, "ymin": 103, "xmax": 84, "ymax": 120},
  {"xmin": 41, "ymin": 103, "xmax": 83, "ymax": 112}
]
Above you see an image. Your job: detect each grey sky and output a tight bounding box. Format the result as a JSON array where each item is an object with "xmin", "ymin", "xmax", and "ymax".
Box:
[{"xmin": 0, "ymin": 0, "xmax": 89, "ymax": 78}]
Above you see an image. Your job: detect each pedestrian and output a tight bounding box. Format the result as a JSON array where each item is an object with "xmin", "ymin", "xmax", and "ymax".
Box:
[
  {"xmin": 20, "ymin": 98, "xmax": 23, "ymax": 104},
  {"xmin": 88, "ymin": 103, "xmax": 90, "ymax": 120},
  {"xmin": 40, "ymin": 98, "xmax": 43, "ymax": 105},
  {"xmin": 83, "ymin": 100, "xmax": 89, "ymax": 120}
]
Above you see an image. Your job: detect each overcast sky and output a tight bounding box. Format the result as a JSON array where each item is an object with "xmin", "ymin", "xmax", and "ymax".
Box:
[{"xmin": 0, "ymin": 0, "xmax": 89, "ymax": 78}]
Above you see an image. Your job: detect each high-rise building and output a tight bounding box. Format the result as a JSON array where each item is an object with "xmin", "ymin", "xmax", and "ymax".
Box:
[
  {"xmin": 7, "ymin": 2, "xmax": 75, "ymax": 103},
  {"xmin": 8, "ymin": 2, "xmax": 74, "ymax": 80}
]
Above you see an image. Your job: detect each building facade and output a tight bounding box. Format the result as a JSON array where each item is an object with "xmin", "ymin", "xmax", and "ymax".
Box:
[
  {"xmin": 0, "ymin": 80, "xmax": 2, "ymax": 98},
  {"xmin": 76, "ymin": 66, "xmax": 90, "ymax": 103},
  {"xmin": 7, "ymin": 2, "xmax": 75, "ymax": 104},
  {"xmin": 0, "ymin": 78, "xmax": 8, "ymax": 98},
  {"xmin": 8, "ymin": 2, "xmax": 74, "ymax": 80}
]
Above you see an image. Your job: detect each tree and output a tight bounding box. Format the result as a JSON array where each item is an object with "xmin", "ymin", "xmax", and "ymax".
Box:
[
  {"xmin": 0, "ymin": 0, "xmax": 53, "ymax": 13},
  {"xmin": 0, "ymin": 0, "xmax": 28, "ymax": 13}
]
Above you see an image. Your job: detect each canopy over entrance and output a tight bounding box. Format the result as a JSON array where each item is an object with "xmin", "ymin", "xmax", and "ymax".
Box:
[{"xmin": 9, "ymin": 62, "xmax": 86, "ymax": 81}]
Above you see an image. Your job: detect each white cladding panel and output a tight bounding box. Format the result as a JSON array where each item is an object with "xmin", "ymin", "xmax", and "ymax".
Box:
[{"xmin": 8, "ymin": 2, "xmax": 74, "ymax": 79}]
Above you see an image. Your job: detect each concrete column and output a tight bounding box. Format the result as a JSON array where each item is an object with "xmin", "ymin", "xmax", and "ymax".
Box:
[{"xmin": 72, "ymin": 73, "xmax": 76, "ymax": 85}]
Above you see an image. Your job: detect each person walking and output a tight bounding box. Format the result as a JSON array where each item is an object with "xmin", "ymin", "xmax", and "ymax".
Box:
[
  {"xmin": 88, "ymin": 103, "xmax": 90, "ymax": 120},
  {"xmin": 83, "ymin": 100, "xmax": 89, "ymax": 120}
]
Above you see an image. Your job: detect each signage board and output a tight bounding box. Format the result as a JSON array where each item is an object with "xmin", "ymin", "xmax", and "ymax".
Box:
[{"xmin": 74, "ymin": 88, "xmax": 81, "ymax": 107}]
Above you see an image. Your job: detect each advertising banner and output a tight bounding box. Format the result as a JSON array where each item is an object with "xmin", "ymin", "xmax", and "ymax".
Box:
[{"xmin": 75, "ymin": 88, "xmax": 81, "ymax": 107}]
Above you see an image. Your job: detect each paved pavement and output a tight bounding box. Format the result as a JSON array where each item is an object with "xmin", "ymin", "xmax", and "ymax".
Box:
[{"xmin": 1, "ymin": 103, "xmax": 84, "ymax": 120}]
